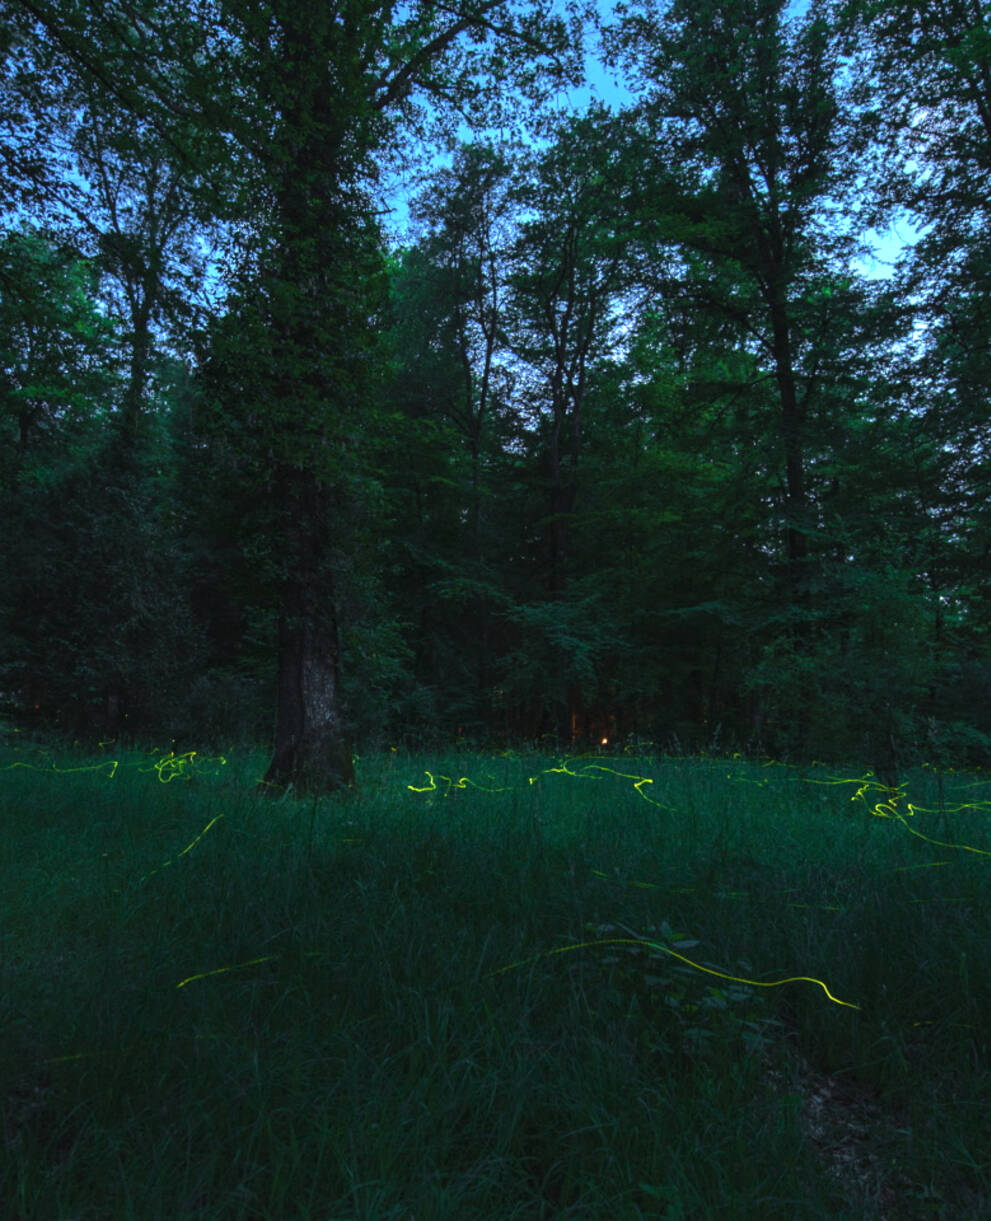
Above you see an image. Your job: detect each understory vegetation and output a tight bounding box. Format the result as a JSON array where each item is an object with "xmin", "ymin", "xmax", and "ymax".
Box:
[{"xmin": 3, "ymin": 738, "xmax": 990, "ymax": 1219}]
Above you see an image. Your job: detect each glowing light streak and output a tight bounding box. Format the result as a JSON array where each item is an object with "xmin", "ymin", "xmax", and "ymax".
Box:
[
  {"xmin": 21, "ymin": 746, "xmax": 991, "ymax": 1064},
  {"xmin": 407, "ymin": 770, "xmax": 511, "ymax": 795},
  {"xmin": 801, "ymin": 772, "xmax": 991, "ymax": 858},
  {"xmin": 0, "ymin": 747, "xmax": 226, "ymax": 783},
  {"xmin": 876, "ymin": 804, "xmax": 991, "ymax": 857},
  {"xmin": 139, "ymin": 813, "xmax": 226, "ymax": 883},
  {"xmin": 518, "ymin": 757, "xmax": 674, "ymax": 809},
  {"xmin": 0, "ymin": 757, "xmax": 119, "ymax": 778},
  {"xmin": 43, "ymin": 1033, "xmax": 228, "ymax": 1064},
  {"xmin": 176, "ymin": 954, "xmax": 276, "ymax": 989},
  {"xmin": 136, "ymin": 749, "xmax": 227, "ymax": 783},
  {"xmin": 485, "ymin": 934, "xmax": 860, "ymax": 1009},
  {"xmin": 175, "ymin": 949, "xmax": 329, "ymax": 991}
]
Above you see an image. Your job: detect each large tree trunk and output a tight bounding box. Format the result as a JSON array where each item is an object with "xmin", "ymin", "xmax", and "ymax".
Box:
[{"xmin": 261, "ymin": 468, "xmax": 354, "ymax": 795}]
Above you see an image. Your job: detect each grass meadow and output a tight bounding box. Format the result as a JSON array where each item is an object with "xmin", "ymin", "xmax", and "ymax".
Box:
[{"xmin": 3, "ymin": 738, "xmax": 991, "ymax": 1219}]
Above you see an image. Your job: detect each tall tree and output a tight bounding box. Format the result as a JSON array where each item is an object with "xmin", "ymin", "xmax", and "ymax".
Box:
[
  {"xmin": 503, "ymin": 106, "xmax": 643, "ymax": 739},
  {"xmin": 8, "ymin": 0, "xmax": 584, "ymax": 790},
  {"xmin": 1, "ymin": 2, "xmax": 232, "ymax": 740},
  {"xmin": 194, "ymin": 0, "xmax": 581, "ymax": 793},
  {"xmin": 604, "ymin": 0, "xmax": 893, "ymax": 756},
  {"xmin": 386, "ymin": 143, "xmax": 518, "ymax": 735},
  {"xmin": 841, "ymin": 0, "xmax": 991, "ymax": 760},
  {"xmin": 606, "ymin": 0, "xmax": 856, "ymax": 591},
  {"xmin": 405, "ymin": 142, "xmax": 516, "ymax": 555}
]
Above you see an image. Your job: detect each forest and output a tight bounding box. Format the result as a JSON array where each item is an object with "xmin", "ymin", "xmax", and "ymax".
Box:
[
  {"xmin": 2, "ymin": 0, "xmax": 990, "ymax": 791},
  {"xmin": 8, "ymin": 5, "xmax": 991, "ymax": 1214}
]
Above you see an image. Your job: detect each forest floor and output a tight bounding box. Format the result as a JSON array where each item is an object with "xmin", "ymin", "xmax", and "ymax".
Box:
[{"xmin": 2, "ymin": 738, "xmax": 990, "ymax": 1219}]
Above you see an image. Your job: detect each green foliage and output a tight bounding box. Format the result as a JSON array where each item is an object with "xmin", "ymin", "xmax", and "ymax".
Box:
[
  {"xmin": 1, "ymin": 451, "xmax": 208, "ymax": 742},
  {"xmin": 499, "ymin": 586, "xmax": 620, "ymax": 705},
  {"xmin": 0, "ymin": 228, "xmax": 120, "ymax": 482},
  {"xmin": 584, "ymin": 919, "xmax": 785, "ymax": 1057},
  {"xmin": 4, "ymin": 0, "xmax": 991, "ymax": 774},
  {"xmin": 0, "ymin": 228, "xmax": 205, "ymax": 742}
]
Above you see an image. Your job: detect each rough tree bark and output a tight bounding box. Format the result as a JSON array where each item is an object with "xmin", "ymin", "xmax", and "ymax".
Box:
[{"xmin": 261, "ymin": 468, "xmax": 354, "ymax": 794}]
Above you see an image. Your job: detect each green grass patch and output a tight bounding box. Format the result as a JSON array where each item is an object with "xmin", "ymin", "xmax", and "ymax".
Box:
[{"xmin": 3, "ymin": 741, "xmax": 991, "ymax": 1218}]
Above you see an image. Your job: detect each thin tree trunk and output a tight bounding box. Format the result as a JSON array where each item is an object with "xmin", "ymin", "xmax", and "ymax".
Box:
[{"xmin": 768, "ymin": 291, "xmax": 808, "ymax": 575}]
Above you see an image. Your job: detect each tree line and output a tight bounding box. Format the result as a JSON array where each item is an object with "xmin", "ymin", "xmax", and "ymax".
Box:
[{"xmin": 1, "ymin": 0, "xmax": 989, "ymax": 790}]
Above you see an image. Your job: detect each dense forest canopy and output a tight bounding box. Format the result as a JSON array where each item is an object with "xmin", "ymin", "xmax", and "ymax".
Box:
[{"xmin": 1, "ymin": 0, "xmax": 989, "ymax": 789}]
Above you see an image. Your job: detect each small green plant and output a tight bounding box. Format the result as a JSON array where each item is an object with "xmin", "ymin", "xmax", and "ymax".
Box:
[{"xmin": 585, "ymin": 920, "xmax": 785, "ymax": 1056}]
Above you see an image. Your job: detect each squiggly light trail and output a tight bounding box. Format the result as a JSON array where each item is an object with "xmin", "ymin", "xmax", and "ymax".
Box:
[{"xmin": 11, "ymin": 744, "xmax": 990, "ymax": 1061}]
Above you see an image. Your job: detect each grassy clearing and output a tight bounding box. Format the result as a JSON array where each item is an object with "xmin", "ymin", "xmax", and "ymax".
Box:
[{"xmin": 2, "ymin": 739, "xmax": 991, "ymax": 1219}]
